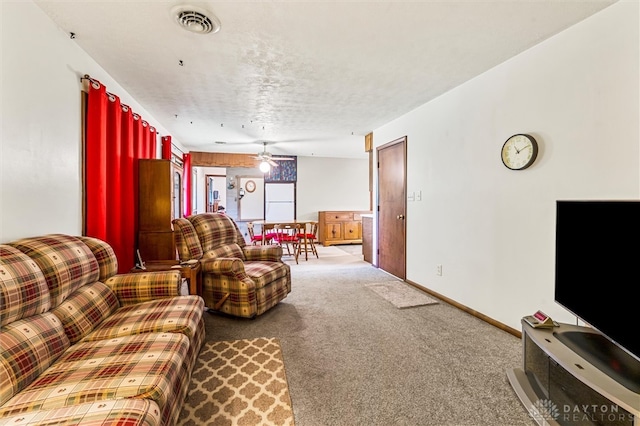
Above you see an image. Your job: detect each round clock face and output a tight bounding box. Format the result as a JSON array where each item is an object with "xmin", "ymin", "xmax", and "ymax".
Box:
[
  {"xmin": 501, "ymin": 134, "xmax": 539, "ymax": 170},
  {"xmin": 245, "ymin": 180, "xmax": 256, "ymax": 193}
]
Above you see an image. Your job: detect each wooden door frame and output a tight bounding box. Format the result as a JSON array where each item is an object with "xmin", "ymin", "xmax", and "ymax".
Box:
[
  {"xmin": 376, "ymin": 136, "xmax": 407, "ymax": 279},
  {"xmin": 205, "ymin": 173, "xmax": 225, "ymax": 212}
]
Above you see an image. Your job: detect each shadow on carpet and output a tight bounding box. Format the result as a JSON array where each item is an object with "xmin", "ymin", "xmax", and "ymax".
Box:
[
  {"xmin": 177, "ymin": 338, "xmax": 295, "ymax": 426},
  {"xmin": 365, "ymin": 281, "xmax": 439, "ymax": 309}
]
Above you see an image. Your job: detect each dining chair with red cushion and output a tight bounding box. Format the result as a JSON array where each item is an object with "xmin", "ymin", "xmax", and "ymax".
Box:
[
  {"xmin": 296, "ymin": 222, "xmax": 319, "ymax": 260},
  {"xmin": 272, "ymin": 224, "xmax": 299, "ymax": 263},
  {"xmin": 247, "ymin": 222, "xmax": 263, "ymax": 245}
]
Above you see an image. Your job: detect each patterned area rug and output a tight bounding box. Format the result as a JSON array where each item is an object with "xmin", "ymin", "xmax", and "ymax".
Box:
[
  {"xmin": 366, "ymin": 281, "xmax": 440, "ymax": 309},
  {"xmin": 177, "ymin": 338, "xmax": 295, "ymax": 426}
]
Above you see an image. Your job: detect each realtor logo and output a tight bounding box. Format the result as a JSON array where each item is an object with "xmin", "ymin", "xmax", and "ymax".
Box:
[
  {"xmin": 527, "ymin": 400, "xmax": 633, "ymax": 424},
  {"xmin": 529, "ymin": 399, "xmax": 560, "ymax": 422}
]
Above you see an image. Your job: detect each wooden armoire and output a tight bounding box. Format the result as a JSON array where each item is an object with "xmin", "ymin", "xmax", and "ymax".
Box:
[{"xmin": 138, "ymin": 159, "xmax": 182, "ymax": 261}]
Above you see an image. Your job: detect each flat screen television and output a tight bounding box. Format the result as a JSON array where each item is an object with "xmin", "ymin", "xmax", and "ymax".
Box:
[{"xmin": 555, "ymin": 200, "xmax": 640, "ymax": 366}]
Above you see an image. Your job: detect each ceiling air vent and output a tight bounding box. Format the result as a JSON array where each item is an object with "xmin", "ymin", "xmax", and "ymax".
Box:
[{"xmin": 171, "ymin": 5, "xmax": 221, "ymax": 34}]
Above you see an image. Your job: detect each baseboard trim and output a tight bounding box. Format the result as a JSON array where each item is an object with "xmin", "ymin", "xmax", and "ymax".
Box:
[{"xmin": 405, "ymin": 279, "xmax": 521, "ymax": 339}]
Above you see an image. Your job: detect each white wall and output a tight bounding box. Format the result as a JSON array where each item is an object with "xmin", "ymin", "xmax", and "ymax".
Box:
[
  {"xmin": 373, "ymin": 1, "xmax": 639, "ymax": 331},
  {"xmin": 239, "ymin": 176, "xmax": 265, "ymax": 220},
  {"xmin": 192, "ymin": 166, "xmax": 226, "ymax": 214},
  {"xmin": 296, "ymin": 156, "xmax": 370, "ymax": 221},
  {"xmin": 0, "ymin": 1, "xmax": 184, "ymax": 242}
]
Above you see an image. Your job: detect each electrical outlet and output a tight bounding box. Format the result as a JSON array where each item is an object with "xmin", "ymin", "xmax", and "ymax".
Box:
[{"xmin": 436, "ymin": 264, "xmax": 443, "ymax": 276}]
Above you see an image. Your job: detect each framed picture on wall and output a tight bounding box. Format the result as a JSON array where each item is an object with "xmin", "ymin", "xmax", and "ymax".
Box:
[{"xmin": 265, "ymin": 156, "xmax": 297, "ymax": 183}]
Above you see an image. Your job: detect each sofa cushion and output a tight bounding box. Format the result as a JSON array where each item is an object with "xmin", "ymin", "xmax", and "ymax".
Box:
[
  {"xmin": 172, "ymin": 218, "xmax": 203, "ymax": 261},
  {"xmin": 8, "ymin": 235, "xmax": 100, "ymax": 308},
  {"xmin": 188, "ymin": 213, "xmax": 240, "ymax": 252},
  {"xmin": 203, "ymin": 243, "xmax": 246, "ymax": 261},
  {"xmin": 77, "ymin": 236, "xmax": 119, "ymax": 282},
  {"xmin": 82, "ymin": 295, "xmax": 204, "ymax": 342},
  {"xmin": 0, "ymin": 245, "xmax": 50, "ymax": 327},
  {"xmin": 0, "ymin": 398, "xmax": 161, "ymax": 426},
  {"xmin": 0, "ymin": 332, "xmax": 189, "ymax": 425},
  {"xmin": 51, "ymin": 281, "xmax": 120, "ymax": 343},
  {"xmin": 0, "ymin": 313, "xmax": 70, "ymax": 406}
]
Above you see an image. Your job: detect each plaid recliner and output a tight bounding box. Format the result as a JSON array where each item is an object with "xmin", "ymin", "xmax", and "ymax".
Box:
[{"xmin": 173, "ymin": 213, "xmax": 291, "ymax": 318}]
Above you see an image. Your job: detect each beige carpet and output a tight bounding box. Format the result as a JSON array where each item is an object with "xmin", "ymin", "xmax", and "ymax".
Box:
[
  {"xmin": 177, "ymin": 338, "xmax": 295, "ymax": 426},
  {"xmin": 365, "ymin": 281, "xmax": 440, "ymax": 308}
]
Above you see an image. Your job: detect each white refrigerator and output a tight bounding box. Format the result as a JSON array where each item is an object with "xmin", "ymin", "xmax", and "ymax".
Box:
[{"xmin": 265, "ymin": 183, "xmax": 295, "ymax": 221}]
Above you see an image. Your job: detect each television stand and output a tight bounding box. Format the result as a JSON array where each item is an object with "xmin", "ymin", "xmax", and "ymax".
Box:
[
  {"xmin": 555, "ymin": 330, "xmax": 640, "ymax": 394},
  {"xmin": 507, "ymin": 320, "xmax": 639, "ymax": 426}
]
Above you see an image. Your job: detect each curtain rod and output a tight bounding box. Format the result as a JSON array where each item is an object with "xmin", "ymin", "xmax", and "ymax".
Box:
[
  {"xmin": 83, "ymin": 74, "xmax": 172, "ymax": 143},
  {"xmin": 171, "ymin": 143, "xmax": 184, "ymax": 155}
]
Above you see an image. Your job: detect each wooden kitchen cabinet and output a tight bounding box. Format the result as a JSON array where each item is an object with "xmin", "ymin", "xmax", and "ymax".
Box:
[{"xmin": 318, "ymin": 211, "xmax": 372, "ymax": 246}]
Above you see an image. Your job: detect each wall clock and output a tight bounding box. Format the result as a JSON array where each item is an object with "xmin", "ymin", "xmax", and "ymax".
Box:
[
  {"xmin": 501, "ymin": 134, "xmax": 539, "ymax": 170},
  {"xmin": 245, "ymin": 180, "xmax": 256, "ymax": 193}
]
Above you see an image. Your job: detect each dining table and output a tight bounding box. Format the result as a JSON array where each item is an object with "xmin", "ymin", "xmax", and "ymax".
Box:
[{"xmin": 252, "ymin": 220, "xmax": 318, "ymax": 262}]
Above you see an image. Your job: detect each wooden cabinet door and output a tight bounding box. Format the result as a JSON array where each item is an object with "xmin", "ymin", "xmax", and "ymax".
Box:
[
  {"xmin": 139, "ymin": 160, "xmax": 172, "ymax": 231},
  {"xmin": 324, "ymin": 223, "xmax": 342, "ymax": 241},
  {"xmin": 138, "ymin": 159, "xmax": 178, "ymax": 261},
  {"xmin": 343, "ymin": 221, "xmax": 361, "ymax": 240}
]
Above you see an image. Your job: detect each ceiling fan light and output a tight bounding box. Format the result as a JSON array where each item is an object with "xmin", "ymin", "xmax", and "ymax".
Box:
[{"xmin": 259, "ymin": 161, "xmax": 271, "ymax": 173}]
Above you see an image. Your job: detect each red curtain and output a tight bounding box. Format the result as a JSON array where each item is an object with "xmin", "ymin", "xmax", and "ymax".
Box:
[
  {"xmin": 183, "ymin": 153, "xmax": 192, "ymax": 217},
  {"xmin": 85, "ymin": 78, "xmax": 158, "ymax": 273},
  {"xmin": 161, "ymin": 136, "xmax": 172, "ymax": 160}
]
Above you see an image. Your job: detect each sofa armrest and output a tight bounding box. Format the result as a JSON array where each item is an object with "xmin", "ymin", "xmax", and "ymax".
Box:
[
  {"xmin": 243, "ymin": 245, "xmax": 283, "ymax": 262},
  {"xmin": 200, "ymin": 257, "xmax": 247, "ymax": 278},
  {"xmin": 104, "ymin": 271, "xmax": 181, "ymax": 306}
]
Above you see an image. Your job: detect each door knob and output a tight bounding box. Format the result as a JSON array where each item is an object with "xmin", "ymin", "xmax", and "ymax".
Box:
[{"xmin": 396, "ymin": 214, "xmax": 405, "ymax": 220}]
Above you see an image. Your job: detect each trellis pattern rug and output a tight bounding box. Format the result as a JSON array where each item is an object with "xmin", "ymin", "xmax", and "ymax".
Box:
[
  {"xmin": 177, "ymin": 338, "xmax": 295, "ymax": 426},
  {"xmin": 366, "ymin": 281, "xmax": 440, "ymax": 309}
]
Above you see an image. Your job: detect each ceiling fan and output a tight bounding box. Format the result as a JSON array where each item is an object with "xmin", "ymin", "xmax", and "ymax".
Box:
[
  {"xmin": 252, "ymin": 142, "xmax": 293, "ymax": 167},
  {"xmin": 251, "ymin": 142, "xmax": 295, "ymax": 168}
]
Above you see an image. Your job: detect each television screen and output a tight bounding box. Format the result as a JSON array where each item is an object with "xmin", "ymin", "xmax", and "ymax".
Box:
[{"xmin": 555, "ymin": 200, "xmax": 640, "ymax": 362}]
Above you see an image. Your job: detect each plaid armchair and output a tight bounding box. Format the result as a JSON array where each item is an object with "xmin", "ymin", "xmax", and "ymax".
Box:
[{"xmin": 173, "ymin": 213, "xmax": 291, "ymax": 318}]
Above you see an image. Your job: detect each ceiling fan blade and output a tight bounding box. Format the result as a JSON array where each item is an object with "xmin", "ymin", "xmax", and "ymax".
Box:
[
  {"xmin": 272, "ymin": 157, "xmax": 295, "ymax": 161},
  {"xmin": 266, "ymin": 158, "xmax": 279, "ymax": 167},
  {"xmin": 215, "ymin": 140, "xmax": 262, "ymax": 146}
]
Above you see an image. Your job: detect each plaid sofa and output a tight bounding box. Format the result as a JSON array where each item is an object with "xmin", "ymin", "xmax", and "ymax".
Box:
[
  {"xmin": 0, "ymin": 234, "xmax": 205, "ymax": 426},
  {"xmin": 173, "ymin": 213, "xmax": 291, "ymax": 318}
]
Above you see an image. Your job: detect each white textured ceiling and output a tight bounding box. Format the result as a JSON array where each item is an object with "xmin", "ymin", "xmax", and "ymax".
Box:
[{"xmin": 35, "ymin": 0, "xmax": 616, "ymax": 159}]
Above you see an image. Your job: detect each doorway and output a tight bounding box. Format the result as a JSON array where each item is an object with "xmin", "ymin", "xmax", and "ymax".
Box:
[
  {"xmin": 205, "ymin": 174, "xmax": 226, "ymax": 213},
  {"xmin": 377, "ymin": 136, "xmax": 407, "ymax": 280}
]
